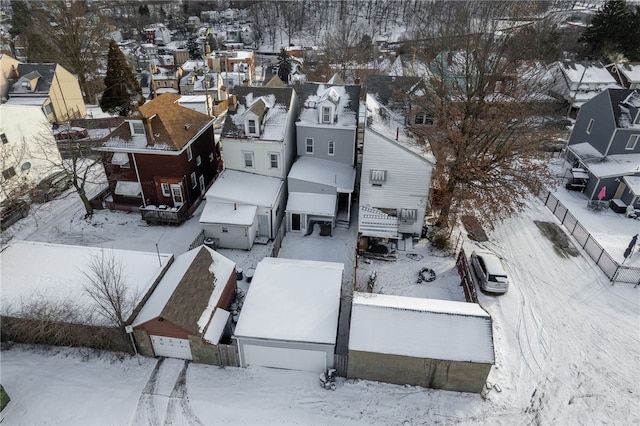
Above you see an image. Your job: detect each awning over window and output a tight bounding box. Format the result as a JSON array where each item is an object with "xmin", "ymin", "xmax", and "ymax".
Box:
[
  {"xmin": 111, "ymin": 152, "xmax": 130, "ymax": 166},
  {"xmin": 115, "ymin": 181, "xmax": 141, "ymax": 197}
]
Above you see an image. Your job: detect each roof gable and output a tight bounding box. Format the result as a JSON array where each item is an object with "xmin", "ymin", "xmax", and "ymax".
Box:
[{"xmin": 160, "ymin": 246, "xmax": 235, "ymax": 335}]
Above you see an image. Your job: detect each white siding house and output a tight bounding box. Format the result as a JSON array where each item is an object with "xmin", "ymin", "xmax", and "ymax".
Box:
[
  {"xmin": 358, "ymin": 94, "xmax": 435, "ymax": 255},
  {"xmin": 199, "ymin": 169, "xmax": 285, "ymax": 250},
  {"xmin": 0, "ymin": 104, "xmax": 63, "ymax": 202}
]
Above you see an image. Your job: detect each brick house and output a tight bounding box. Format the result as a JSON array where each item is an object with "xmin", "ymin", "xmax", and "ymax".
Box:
[{"xmin": 95, "ymin": 93, "xmax": 222, "ymax": 224}]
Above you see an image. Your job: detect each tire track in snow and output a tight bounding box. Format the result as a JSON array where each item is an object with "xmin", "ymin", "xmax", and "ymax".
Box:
[
  {"xmin": 130, "ymin": 357, "xmax": 165, "ymax": 426},
  {"xmin": 163, "ymin": 360, "xmax": 204, "ymax": 426}
]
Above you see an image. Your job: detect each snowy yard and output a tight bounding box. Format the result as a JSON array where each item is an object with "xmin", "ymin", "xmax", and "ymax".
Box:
[{"xmin": 1, "ymin": 182, "xmax": 639, "ymax": 424}]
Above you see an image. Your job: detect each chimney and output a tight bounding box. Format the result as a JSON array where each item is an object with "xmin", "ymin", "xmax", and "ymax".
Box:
[{"xmin": 228, "ymin": 95, "xmax": 237, "ymax": 112}]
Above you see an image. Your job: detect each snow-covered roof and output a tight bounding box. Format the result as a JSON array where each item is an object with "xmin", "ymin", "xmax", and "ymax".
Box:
[
  {"xmin": 234, "ymin": 257, "xmax": 343, "ymax": 344},
  {"xmin": 204, "ymin": 169, "xmax": 283, "ymax": 207},
  {"xmin": 1, "ymin": 241, "xmax": 172, "ymax": 326},
  {"xmin": 132, "ymin": 246, "xmax": 236, "ymax": 335},
  {"xmin": 349, "ymin": 292, "xmax": 495, "ymax": 364},
  {"xmin": 569, "ymin": 142, "xmax": 604, "ymax": 159},
  {"xmin": 365, "ymin": 93, "xmax": 435, "ymax": 163},
  {"xmin": 581, "ymin": 152, "xmax": 640, "ymax": 178},
  {"xmin": 4, "ymin": 96, "xmax": 47, "ymax": 106},
  {"xmin": 286, "ymin": 192, "xmax": 335, "ymax": 216},
  {"xmin": 298, "ymin": 83, "xmax": 360, "ymax": 127},
  {"xmin": 221, "ymin": 86, "xmax": 293, "ymax": 140},
  {"xmin": 199, "ymin": 201, "xmax": 257, "ymax": 226},
  {"xmin": 114, "ymin": 180, "xmax": 141, "ymax": 197},
  {"xmin": 288, "ymin": 156, "xmax": 356, "ymax": 193},
  {"xmin": 559, "ymin": 61, "xmax": 617, "ymax": 85},
  {"xmin": 623, "ymin": 175, "xmax": 640, "ymax": 195},
  {"xmin": 616, "ymin": 63, "xmax": 640, "ymax": 84},
  {"xmin": 204, "ymin": 308, "xmax": 230, "ymax": 344}
]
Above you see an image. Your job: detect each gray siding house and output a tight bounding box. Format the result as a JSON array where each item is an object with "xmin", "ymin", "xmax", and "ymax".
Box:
[
  {"xmin": 566, "ymin": 89, "xmax": 640, "ymax": 209},
  {"xmin": 287, "ymin": 82, "xmax": 361, "ymax": 234}
]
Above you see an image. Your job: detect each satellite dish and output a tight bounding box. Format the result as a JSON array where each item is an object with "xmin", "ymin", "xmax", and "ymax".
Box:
[{"xmin": 21, "ymin": 162, "xmax": 31, "ymax": 171}]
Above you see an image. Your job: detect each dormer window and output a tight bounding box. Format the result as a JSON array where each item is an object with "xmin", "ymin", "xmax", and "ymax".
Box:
[
  {"xmin": 248, "ymin": 119, "xmax": 257, "ymax": 135},
  {"xmin": 322, "ymin": 106, "xmax": 332, "ymax": 124}
]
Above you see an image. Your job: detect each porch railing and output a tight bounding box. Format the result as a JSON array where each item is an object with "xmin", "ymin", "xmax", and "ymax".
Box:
[{"xmin": 140, "ymin": 204, "xmax": 188, "ymax": 224}]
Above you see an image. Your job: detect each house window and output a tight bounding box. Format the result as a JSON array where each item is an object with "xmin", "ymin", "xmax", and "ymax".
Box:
[
  {"xmin": 209, "ymin": 152, "xmax": 214, "ymax": 162},
  {"xmin": 43, "ymin": 103, "xmax": 54, "ymax": 116},
  {"xmin": 2, "ymin": 167, "xmax": 16, "ymax": 180},
  {"xmin": 221, "ymin": 226, "xmax": 229, "ymax": 233},
  {"xmin": 269, "ymin": 153, "xmax": 279, "ymax": 169},
  {"xmin": 414, "ymin": 113, "xmax": 433, "ymax": 125},
  {"xmin": 328, "ymin": 141, "xmax": 335, "ymax": 156},
  {"xmin": 248, "ymin": 119, "xmax": 257, "ymax": 135},
  {"xmin": 305, "ymin": 138, "xmax": 314, "ymax": 154},
  {"xmin": 161, "ymin": 183, "xmax": 170, "ymax": 197},
  {"xmin": 0, "ymin": 133, "xmax": 8, "ymax": 144},
  {"xmin": 190, "ymin": 172, "xmax": 197, "ymax": 188},
  {"xmin": 196, "ymin": 155, "xmax": 202, "ymax": 166},
  {"xmin": 370, "ymin": 169, "xmax": 386, "ymax": 186},
  {"xmin": 586, "ymin": 118, "xmax": 594, "ymax": 134},
  {"xmin": 243, "ymin": 151, "xmax": 254, "ymax": 168},
  {"xmin": 171, "ymin": 184, "xmax": 183, "ymax": 204},
  {"xmin": 322, "ymin": 106, "xmax": 331, "ymax": 123},
  {"xmin": 187, "ymin": 145, "xmax": 193, "ymax": 161},
  {"xmin": 627, "ymin": 134, "xmax": 639, "ymax": 150},
  {"xmin": 400, "ymin": 208, "xmax": 418, "ymax": 223}
]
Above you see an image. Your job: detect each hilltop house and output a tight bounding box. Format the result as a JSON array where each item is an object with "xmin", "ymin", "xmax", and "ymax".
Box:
[
  {"xmin": 132, "ymin": 245, "xmax": 237, "ymax": 364},
  {"xmin": 0, "ymin": 104, "xmax": 64, "ymax": 202},
  {"xmin": 5, "ymin": 62, "xmax": 86, "ymax": 123},
  {"xmin": 565, "ymin": 89, "xmax": 640, "ymax": 211},
  {"xmin": 95, "ymin": 93, "xmax": 221, "ymax": 224},
  {"xmin": 287, "ymin": 82, "xmax": 361, "ymax": 234},
  {"xmin": 199, "ymin": 85, "xmax": 299, "ymax": 249}
]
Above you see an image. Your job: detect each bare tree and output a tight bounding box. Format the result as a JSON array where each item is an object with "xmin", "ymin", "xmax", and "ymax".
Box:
[
  {"xmin": 13, "ymin": 1, "xmax": 111, "ymax": 103},
  {"xmin": 405, "ymin": 1, "xmax": 558, "ymax": 231},
  {"xmin": 82, "ymin": 251, "xmax": 139, "ymax": 333}
]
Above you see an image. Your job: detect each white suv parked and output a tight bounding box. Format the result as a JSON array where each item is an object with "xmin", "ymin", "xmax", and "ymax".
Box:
[{"xmin": 470, "ymin": 251, "xmax": 509, "ymax": 294}]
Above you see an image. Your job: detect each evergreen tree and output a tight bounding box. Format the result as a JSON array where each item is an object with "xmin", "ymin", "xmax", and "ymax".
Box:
[
  {"xmin": 100, "ymin": 40, "xmax": 144, "ymax": 116},
  {"xmin": 580, "ymin": 0, "xmax": 640, "ymax": 61},
  {"xmin": 277, "ymin": 48, "xmax": 292, "ymax": 84}
]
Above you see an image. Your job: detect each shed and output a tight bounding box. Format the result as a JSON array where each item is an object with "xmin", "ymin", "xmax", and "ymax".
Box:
[
  {"xmin": 131, "ymin": 246, "xmax": 237, "ymax": 363},
  {"xmin": 234, "ymin": 257, "xmax": 343, "ymax": 372},
  {"xmin": 348, "ymin": 292, "xmax": 495, "ymax": 394},
  {"xmin": 200, "ymin": 169, "xmax": 285, "ymax": 249}
]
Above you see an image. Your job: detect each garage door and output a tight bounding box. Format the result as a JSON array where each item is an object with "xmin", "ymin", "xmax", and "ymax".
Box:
[
  {"xmin": 243, "ymin": 344, "xmax": 326, "ymax": 372},
  {"xmin": 150, "ymin": 336, "xmax": 193, "ymax": 360}
]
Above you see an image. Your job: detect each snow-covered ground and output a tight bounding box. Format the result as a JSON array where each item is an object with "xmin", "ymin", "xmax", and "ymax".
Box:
[{"xmin": 1, "ymin": 176, "xmax": 639, "ymax": 424}]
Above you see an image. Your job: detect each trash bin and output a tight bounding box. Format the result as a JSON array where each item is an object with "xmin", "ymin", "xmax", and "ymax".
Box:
[
  {"xmin": 236, "ymin": 267, "xmax": 243, "ymax": 281},
  {"xmin": 245, "ymin": 267, "xmax": 255, "ymax": 283}
]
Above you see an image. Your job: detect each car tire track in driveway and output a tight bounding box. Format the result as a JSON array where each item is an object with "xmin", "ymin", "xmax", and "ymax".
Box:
[
  {"xmin": 130, "ymin": 357, "xmax": 165, "ymax": 426},
  {"xmin": 163, "ymin": 360, "xmax": 205, "ymax": 426}
]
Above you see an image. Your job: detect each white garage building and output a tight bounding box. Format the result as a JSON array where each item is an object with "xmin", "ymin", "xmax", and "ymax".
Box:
[{"xmin": 234, "ymin": 257, "xmax": 343, "ymax": 372}]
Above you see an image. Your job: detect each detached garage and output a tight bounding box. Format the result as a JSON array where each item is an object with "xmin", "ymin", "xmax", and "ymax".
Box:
[
  {"xmin": 234, "ymin": 257, "xmax": 343, "ymax": 372},
  {"xmin": 348, "ymin": 292, "xmax": 495, "ymax": 394},
  {"xmin": 131, "ymin": 246, "xmax": 237, "ymax": 364}
]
